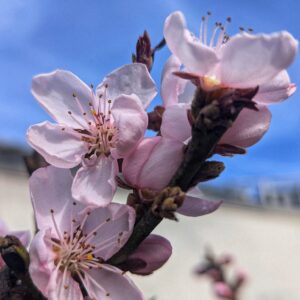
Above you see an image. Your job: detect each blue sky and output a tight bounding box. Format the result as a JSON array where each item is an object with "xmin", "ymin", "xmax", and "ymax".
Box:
[{"xmin": 0, "ymin": 0, "xmax": 299, "ymax": 181}]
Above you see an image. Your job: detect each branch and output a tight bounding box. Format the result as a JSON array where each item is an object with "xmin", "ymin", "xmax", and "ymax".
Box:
[{"xmin": 109, "ymin": 86, "xmax": 258, "ymax": 265}]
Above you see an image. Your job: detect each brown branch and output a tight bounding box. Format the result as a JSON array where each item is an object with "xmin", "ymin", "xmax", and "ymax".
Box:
[{"xmin": 109, "ymin": 86, "xmax": 258, "ymax": 266}]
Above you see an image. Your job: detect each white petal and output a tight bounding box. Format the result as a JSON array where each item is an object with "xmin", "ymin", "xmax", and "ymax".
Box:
[
  {"xmin": 161, "ymin": 103, "xmax": 191, "ymax": 143},
  {"xmin": 111, "ymin": 94, "xmax": 148, "ymax": 158},
  {"xmin": 161, "ymin": 55, "xmax": 185, "ymax": 107},
  {"xmin": 72, "ymin": 157, "xmax": 118, "ymax": 207},
  {"xmin": 29, "ymin": 166, "xmax": 85, "ymax": 233},
  {"xmin": 32, "ymin": 70, "xmax": 94, "ymax": 128},
  {"xmin": 254, "ymin": 70, "xmax": 296, "ymax": 104},
  {"xmin": 219, "ymin": 32, "xmax": 298, "ymax": 88},
  {"xmin": 164, "ymin": 11, "xmax": 219, "ymax": 75},
  {"xmin": 220, "ymin": 105, "xmax": 272, "ymax": 148},
  {"xmin": 27, "ymin": 121, "xmax": 86, "ymax": 168},
  {"xmin": 97, "ymin": 63, "xmax": 157, "ymax": 109}
]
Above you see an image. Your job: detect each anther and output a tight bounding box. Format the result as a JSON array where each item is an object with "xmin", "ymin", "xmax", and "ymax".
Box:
[
  {"xmin": 68, "ymin": 111, "xmax": 72, "ymax": 115},
  {"xmin": 73, "ymin": 202, "xmax": 77, "ymax": 205},
  {"xmin": 50, "ymin": 209, "xmax": 54, "ymax": 214},
  {"xmin": 61, "ymin": 128, "xmax": 65, "ymax": 131},
  {"xmin": 72, "ymin": 93, "xmax": 76, "ymax": 97},
  {"xmin": 207, "ymin": 11, "xmax": 212, "ymax": 16},
  {"xmin": 202, "ymin": 16, "xmax": 205, "ymax": 21},
  {"xmin": 104, "ymin": 84, "xmax": 108, "ymax": 88},
  {"xmin": 248, "ymin": 28, "xmax": 253, "ymax": 32},
  {"xmin": 226, "ymin": 17, "xmax": 231, "ymax": 22},
  {"xmin": 90, "ymin": 84, "xmax": 94, "ymax": 89},
  {"xmin": 106, "ymin": 218, "xmax": 111, "ymax": 222},
  {"xmin": 239, "ymin": 26, "xmax": 244, "ymax": 31}
]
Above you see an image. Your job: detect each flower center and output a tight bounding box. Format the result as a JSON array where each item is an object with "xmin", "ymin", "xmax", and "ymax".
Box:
[
  {"xmin": 201, "ymin": 75, "xmax": 221, "ymax": 91},
  {"xmin": 47, "ymin": 204, "xmax": 124, "ymax": 297},
  {"xmin": 64, "ymin": 84, "xmax": 118, "ymax": 160}
]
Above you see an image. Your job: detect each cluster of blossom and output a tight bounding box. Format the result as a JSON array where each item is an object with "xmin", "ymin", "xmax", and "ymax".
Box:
[
  {"xmin": 0, "ymin": 10, "xmax": 298, "ymax": 300},
  {"xmin": 194, "ymin": 250, "xmax": 247, "ymax": 300}
]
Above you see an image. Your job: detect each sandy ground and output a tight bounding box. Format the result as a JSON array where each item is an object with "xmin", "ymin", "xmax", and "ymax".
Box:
[{"xmin": 0, "ymin": 169, "xmax": 300, "ymax": 300}]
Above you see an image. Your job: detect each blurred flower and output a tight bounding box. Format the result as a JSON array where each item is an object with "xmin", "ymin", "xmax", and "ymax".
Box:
[
  {"xmin": 162, "ymin": 11, "xmax": 298, "ymax": 152},
  {"xmin": 123, "ymin": 137, "xmax": 221, "ymax": 217},
  {"xmin": 29, "ymin": 166, "xmax": 144, "ymax": 300},
  {"xmin": 214, "ymin": 282, "xmax": 234, "ymax": 299},
  {"xmin": 194, "ymin": 250, "xmax": 247, "ymax": 300},
  {"xmin": 27, "ymin": 64, "xmax": 157, "ymax": 207}
]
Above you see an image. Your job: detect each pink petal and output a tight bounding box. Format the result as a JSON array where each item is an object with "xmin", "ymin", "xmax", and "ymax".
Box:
[
  {"xmin": 220, "ymin": 105, "xmax": 272, "ymax": 148},
  {"xmin": 177, "ymin": 187, "xmax": 222, "ymax": 217},
  {"xmin": 27, "ymin": 121, "xmax": 86, "ymax": 168},
  {"xmin": 214, "ymin": 282, "xmax": 234, "ymax": 299},
  {"xmin": 30, "ymin": 166, "xmax": 85, "ymax": 233},
  {"xmin": 80, "ymin": 203, "xmax": 135, "ymax": 261},
  {"xmin": 219, "ymin": 32, "xmax": 298, "ymax": 88},
  {"xmin": 127, "ymin": 234, "xmax": 172, "ymax": 275},
  {"xmin": 72, "ymin": 157, "xmax": 118, "ymax": 207},
  {"xmin": 254, "ymin": 70, "xmax": 296, "ymax": 104},
  {"xmin": 123, "ymin": 136, "xmax": 161, "ymax": 188},
  {"xmin": 164, "ymin": 11, "xmax": 219, "ymax": 76},
  {"xmin": 111, "ymin": 94, "xmax": 148, "ymax": 158},
  {"xmin": 123, "ymin": 137, "xmax": 184, "ymax": 191},
  {"xmin": 29, "ymin": 229, "xmax": 55, "ymax": 297},
  {"xmin": 97, "ymin": 63, "xmax": 157, "ymax": 109},
  {"xmin": 161, "ymin": 103, "xmax": 191, "ymax": 143},
  {"xmin": 161, "ymin": 55, "xmax": 185, "ymax": 107},
  {"xmin": 32, "ymin": 70, "xmax": 94, "ymax": 128},
  {"xmin": 83, "ymin": 268, "xmax": 144, "ymax": 300},
  {"xmin": 47, "ymin": 267, "xmax": 83, "ymax": 300}
]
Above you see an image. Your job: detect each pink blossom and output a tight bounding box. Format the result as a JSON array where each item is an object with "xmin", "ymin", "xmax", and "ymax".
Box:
[
  {"xmin": 164, "ymin": 11, "xmax": 297, "ymax": 91},
  {"xmin": 27, "ymin": 63, "xmax": 157, "ymax": 207},
  {"xmin": 214, "ymin": 282, "xmax": 234, "ymax": 299},
  {"xmin": 123, "ymin": 136, "xmax": 221, "ymax": 217},
  {"xmin": 0, "ymin": 219, "xmax": 31, "ymax": 269},
  {"xmin": 29, "ymin": 166, "xmax": 144, "ymax": 300},
  {"xmin": 122, "ymin": 234, "xmax": 172, "ymax": 275},
  {"xmin": 162, "ymin": 11, "xmax": 298, "ymax": 149}
]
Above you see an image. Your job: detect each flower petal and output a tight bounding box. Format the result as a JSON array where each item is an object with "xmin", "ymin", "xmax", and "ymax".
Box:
[
  {"xmin": 81, "ymin": 203, "xmax": 135, "ymax": 261},
  {"xmin": 97, "ymin": 63, "xmax": 157, "ymax": 109},
  {"xmin": 123, "ymin": 137, "xmax": 184, "ymax": 191},
  {"xmin": 161, "ymin": 103, "xmax": 191, "ymax": 143},
  {"xmin": 29, "ymin": 229, "xmax": 55, "ymax": 297},
  {"xmin": 32, "ymin": 70, "xmax": 94, "ymax": 128},
  {"xmin": 111, "ymin": 94, "xmax": 148, "ymax": 158},
  {"xmin": 126, "ymin": 234, "xmax": 172, "ymax": 275},
  {"xmin": 161, "ymin": 55, "xmax": 185, "ymax": 107},
  {"xmin": 47, "ymin": 267, "xmax": 83, "ymax": 300},
  {"xmin": 219, "ymin": 32, "xmax": 298, "ymax": 88},
  {"xmin": 83, "ymin": 267, "xmax": 144, "ymax": 300},
  {"xmin": 30, "ymin": 166, "xmax": 85, "ymax": 233},
  {"xmin": 254, "ymin": 70, "xmax": 296, "ymax": 104},
  {"xmin": 220, "ymin": 105, "xmax": 272, "ymax": 148},
  {"xmin": 177, "ymin": 187, "xmax": 222, "ymax": 217},
  {"xmin": 72, "ymin": 157, "xmax": 118, "ymax": 207},
  {"xmin": 27, "ymin": 121, "xmax": 86, "ymax": 168},
  {"xmin": 164, "ymin": 11, "xmax": 219, "ymax": 76}
]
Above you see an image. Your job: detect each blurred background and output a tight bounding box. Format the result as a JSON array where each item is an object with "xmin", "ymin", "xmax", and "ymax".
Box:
[{"xmin": 0, "ymin": 0, "xmax": 299, "ymax": 299}]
